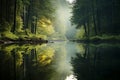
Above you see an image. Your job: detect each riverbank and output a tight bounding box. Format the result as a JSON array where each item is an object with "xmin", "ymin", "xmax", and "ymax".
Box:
[
  {"xmin": 0, "ymin": 38, "xmax": 48, "ymax": 44},
  {"xmin": 72, "ymin": 35, "xmax": 120, "ymax": 44}
]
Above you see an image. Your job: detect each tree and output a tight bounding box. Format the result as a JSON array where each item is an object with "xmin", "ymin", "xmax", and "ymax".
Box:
[{"xmin": 71, "ymin": 0, "xmax": 120, "ymax": 39}]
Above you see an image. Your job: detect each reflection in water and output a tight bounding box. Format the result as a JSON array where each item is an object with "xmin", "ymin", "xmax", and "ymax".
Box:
[
  {"xmin": 0, "ymin": 42, "xmax": 120, "ymax": 80},
  {"xmin": 65, "ymin": 74, "xmax": 77, "ymax": 80},
  {"xmin": 71, "ymin": 43, "xmax": 120, "ymax": 80},
  {"xmin": 0, "ymin": 42, "xmax": 76, "ymax": 80}
]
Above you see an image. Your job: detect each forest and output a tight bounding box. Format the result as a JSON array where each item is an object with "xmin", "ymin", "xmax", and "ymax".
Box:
[
  {"xmin": 71, "ymin": 0, "xmax": 120, "ymax": 42},
  {"xmin": 0, "ymin": 0, "xmax": 56, "ymax": 43},
  {"xmin": 0, "ymin": 0, "xmax": 120, "ymax": 80},
  {"xmin": 0, "ymin": 0, "xmax": 120, "ymax": 42}
]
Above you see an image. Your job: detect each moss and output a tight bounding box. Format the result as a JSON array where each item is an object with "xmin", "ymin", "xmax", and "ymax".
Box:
[
  {"xmin": 1, "ymin": 31, "xmax": 18, "ymax": 40},
  {"xmin": 16, "ymin": 16, "xmax": 24, "ymax": 33}
]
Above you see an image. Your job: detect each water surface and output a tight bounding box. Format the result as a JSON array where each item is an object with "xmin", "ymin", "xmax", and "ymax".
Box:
[{"xmin": 0, "ymin": 42, "xmax": 120, "ymax": 80}]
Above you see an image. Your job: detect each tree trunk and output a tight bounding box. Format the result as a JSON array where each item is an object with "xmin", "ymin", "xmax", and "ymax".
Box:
[
  {"xmin": 94, "ymin": 47, "xmax": 97, "ymax": 66},
  {"xmin": 12, "ymin": 49, "xmax": 16, "ymax": 80},
  {"xmin": 96, "ymin": 0, "xmax": 101, "ymax": 34},
  {"xmin": 84, "ymin": 45, "xmax": 87, "ymax": 59},
  {"xmin": 31, "ymin": 20, "xmax": 34, "ymax": 33},
  {"xmin": 5, "ymin": 0, "xmax": 8, "ymax": 21},
  {"xmin": 96, "ymin": 10, "xmax": 101, "ymax": 34},
  {"xmin": 26, "ymin": 0, "xmax": 32, "ymax": 31},
  {"xmin": 11, "ymin": 0, "xmax": 17, "ymax": 33},
  {"xmin": 26, "ymin": 6, "xmax": 30, "ymax": 29},
  {"xmin": 86, "ymin": 19, "xmax": 90, "ymax": 39},
  {"xmin": 91, "ymin": 0, "xmax": 98, "ymax": 35},
  {"xmin": 83, "ymin": 23, "xmax": 88, "ymax": 38},
  {"xmin": 7, "ymin": 0, "xmax": 10, "ymax": 22},
  {"xmin": 85, "ymin": 6, "xmax": 90, "ymax": 39},
  {"xmin": 35, "ymin": 49, "xmax": 37, "ymax": 63},
  {"xmin": 22, "ymin": 53, "xmax": 26, "ymax": 78},
  {"xmin": 35, "ymin": 17, "xmax": 37, "ymax": 34},
  {"xmin": 0, "ymin": 0, "xmax": 2, "ymax": 23},
  {"xmin": 23, "ymin": 5, "xmax": 26, "ymax": 29}
]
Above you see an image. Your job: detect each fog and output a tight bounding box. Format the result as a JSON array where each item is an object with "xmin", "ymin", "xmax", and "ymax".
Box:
[
  {"xmin": 47, "ymin": 41, "xmax": 78, "ymax": 80},
  {"xmin": 54, "ymin": 0, "xmax": 76, "ymax": 40}
]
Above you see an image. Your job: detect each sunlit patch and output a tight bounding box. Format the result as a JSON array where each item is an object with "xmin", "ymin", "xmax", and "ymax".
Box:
[
  {"xmin": 38, "ymin": 47, "xmax": 55, "ymax": 66},
  {"xmin": 65, "ymin": 74, "xmax": 77, "ymax": 80},
  {"xmin": 66, "ymin": 0, "xmax": 76, "ymax": 4}
]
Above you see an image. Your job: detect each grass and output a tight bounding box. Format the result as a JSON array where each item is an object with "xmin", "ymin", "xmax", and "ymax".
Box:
[
  {"xmin": 90, "ymin": 34, "xmax": 120, "ymax": 40},
  {"xmin": 75, "ymin": 34, "xmax": 120, "ymax": 43},
  {"xmin": 89, "ymin": 34, "xmax": 120, "ymax": 43}
]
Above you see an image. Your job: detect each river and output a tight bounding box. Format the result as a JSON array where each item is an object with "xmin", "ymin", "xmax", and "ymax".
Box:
[{"xmin": 0, "ymin": 41, "xmax": 120, "ymax": 80}]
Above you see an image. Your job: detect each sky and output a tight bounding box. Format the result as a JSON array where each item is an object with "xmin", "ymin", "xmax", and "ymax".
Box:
[
  {"xmin": 54, "ymin": 0, "xmax": 76, "ymax": 39},
  {"xmin": 66, "ymin": 0, "xmax": 76, "ymax": 4}
]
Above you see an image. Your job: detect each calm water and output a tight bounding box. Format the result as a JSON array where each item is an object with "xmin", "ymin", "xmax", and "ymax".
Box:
[{"xmin": 0, "ymin": 41, "xmax": 120, "ymax": 80}]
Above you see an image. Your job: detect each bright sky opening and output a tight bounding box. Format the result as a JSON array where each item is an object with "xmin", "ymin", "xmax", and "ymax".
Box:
[{"xmin": 66, "ymin": 0, "xmax": 76, "ymax": 4}]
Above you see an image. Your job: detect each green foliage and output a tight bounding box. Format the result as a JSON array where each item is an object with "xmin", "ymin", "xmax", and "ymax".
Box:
[
  {"xmin": 16, "ymin": 0, "xmax": 24, "ymax": 15},
  {"xmin": 28, "ymin": 34, "xmax": 47, "ymax": 40},
  {"xmin": 0, "ymin": 0, "xmax": 56, "ymax": 40},
  {"xmin": 2, "ymin": 44, "xmax": 19, "ymax": 53},
  {"xmin": 71, "ymin": 0, "xmax": 120, "ymax": 39},
  {"xmin": 75, "ymin": 26, "xmax": 85, "ymax": 39},
  {"xmin": 0, "ymin": 43, "xmax": 55, "ymax": 68},
  {"xmin": 37, "ymin": 17, "xmax": 55, "ymax": 36},
  {"xmin": 16, "ymin": 16, "xmax": 23, "ymax": 32},
  {"xmin": 38, "ymin": 0, "xmax": 55, "ymax": 19},
  {"xmin": 0, "ymin": 21, "xmax": 12, "ymax": 32},
  {"xmin": 1, "ymin": 31, "xmax": 18, "ymax": 40}
]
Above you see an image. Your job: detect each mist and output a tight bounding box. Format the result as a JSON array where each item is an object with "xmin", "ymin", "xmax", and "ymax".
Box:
[
  {"xmin": 47, "ymin": 41, "xmax": 78, "ymax": 80},
  {"xmin": 54, "ymin": 0, "xmax": 76, "ymax": 40}
]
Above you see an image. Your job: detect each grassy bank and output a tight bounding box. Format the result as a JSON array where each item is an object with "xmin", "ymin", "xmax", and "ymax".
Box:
[{"xmin": 73, "ymin": 35, "xmax": 120, "ymax": 43}]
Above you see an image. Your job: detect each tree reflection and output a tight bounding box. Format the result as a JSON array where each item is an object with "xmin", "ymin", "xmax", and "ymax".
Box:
[
  {"xmin": 0, "ymin": 44, "xmax": 56, "ymax": 80},
  {"xmin": 71, "ymin": 44, "xmax": 120, "ymax": 80}
]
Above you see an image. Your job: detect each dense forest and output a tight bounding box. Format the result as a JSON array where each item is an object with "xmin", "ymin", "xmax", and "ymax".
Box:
[
  {"xmin": 0, "ymin": 0, "xmax": 55, "ymax": 42},
  {"xmin": 0, "ymin": 0, "xmax": 120, "ymax": 42},
  {"xmin": 71, "ymin": 0, "xmax": 120, "ymax": 41},
  {"xmin": 0, "ymin": 0, "xmax": 120, "ymax": 80}
]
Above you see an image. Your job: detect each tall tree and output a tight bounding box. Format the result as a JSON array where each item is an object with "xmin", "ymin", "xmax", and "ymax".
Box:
[{"xmin": 11, "ymin": 0, "xmax": 17, "ymax": 33}]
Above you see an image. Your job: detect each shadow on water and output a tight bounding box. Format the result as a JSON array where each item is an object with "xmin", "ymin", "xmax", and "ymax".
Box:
[
  {"xmin": 71, "ymin": 43, "xmax": 120, "ymax": 80},
  {"xmin": 0, "ymin": 42, "xmax": 120, "ymax": 80},
  {"xmin": 0, "ymin": 43, "xmax": 56, "ymax": 80}
]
